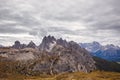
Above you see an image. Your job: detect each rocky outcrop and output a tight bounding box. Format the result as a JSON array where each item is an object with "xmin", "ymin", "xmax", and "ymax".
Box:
[
  {"xmin": 27, "ymin": 41, "xmax": 37, "ymax": 48},
  {"xmin": 34, "ymin": 44, "xmax": 96, "ymax": 74},
  {"xmin": 12, "ymin": 41, "xmax": 26, "ymax": 49},
  {"xmin": 36, "ymin": 36, "xmax": 96, "ymax": 74},
  {"xmin": 39, "ymin": 35, "xmax": 56, "ymax": 52},
  {"xmin": 0, "ymin": 48, "xmax": 39, "ymax": 61},
  {"xmin": 56, "ymin": 38, "xmax": 68, "ymax": 48},
  {"xmin": 12, "ymin": 41, "xmax": 21, "ymax": 49}
]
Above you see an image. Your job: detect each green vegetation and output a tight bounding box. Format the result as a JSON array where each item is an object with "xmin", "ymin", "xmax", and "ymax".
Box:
[{"xmin": 93, "ymin": 57, "xmax": 120, "ymax": 72}]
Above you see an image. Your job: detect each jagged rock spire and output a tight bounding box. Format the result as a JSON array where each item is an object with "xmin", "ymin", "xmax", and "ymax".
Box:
[
  {"xmin": 27, "ymin": 41, "xmax": 36, "ymax": 48},
  {"xmin": 39, "ymin": 35, "xmax": 56, "ymax": 52},
  {"xmin": 12, "ymin": 40, "xmax": 27, "ymax": 49}
]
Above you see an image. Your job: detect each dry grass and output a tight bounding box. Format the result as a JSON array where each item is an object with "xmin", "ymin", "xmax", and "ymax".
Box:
[{"xmin": 0, "ymin": 71, "xmax": 120, "ymax": 80}]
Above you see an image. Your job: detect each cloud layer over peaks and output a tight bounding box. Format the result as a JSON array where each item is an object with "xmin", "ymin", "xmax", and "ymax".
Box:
[{"xmin": 0, "ymin": 0, "xmax": 120, "ymax": 46}]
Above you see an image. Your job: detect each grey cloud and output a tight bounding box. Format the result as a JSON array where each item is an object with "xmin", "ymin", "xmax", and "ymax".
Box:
[
  {"xmin": 0, "ymin": 26, "xmax": 26, "ymax": 34},
  {"xmin": 40, "ymin": 0, "xmax": 120, "ymax": 32},
  {"xmin": 0, "ymin": 0, "xmax": 120, "ymax": 45}
]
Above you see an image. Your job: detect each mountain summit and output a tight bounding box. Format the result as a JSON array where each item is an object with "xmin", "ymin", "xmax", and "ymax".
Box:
[
  {"xmin": 39, "ymin": 35, "xmax": 71, "ymax": 52},
  {"xmin": 12, "ymin": 41, "xmax": 26, "ymax": 49},
  {"xmin": 39, "ymin": 35, "xmax": 56, "ymax": 52},
  {"xmin": 27, "ymin": 41, "xmax": 37, "ymax": 48},
  {"xmin": 80, "ymin": 42, "xmax": 120, "ymax": 61}
]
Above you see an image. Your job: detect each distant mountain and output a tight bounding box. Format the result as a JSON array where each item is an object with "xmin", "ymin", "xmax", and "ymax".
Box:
[
  {"xmin": 12, "ymin": 41, "xmax": 37, "ymax": 49},
  {"xmin": 80, "ymin": 42, "xmax": 120, "ymax": 62},
  {"xmin": 27, "ymin": 41, "xmax": 37, "ymax": 48},
  {"xmin": 14, "ymin": 41, "xmax": 21, "ymax": 49},
  {"xmin": 0, "ymin": 44, "xmax": 3, "ymax": 47},
  {"xmin": 39, "ymin": 35, "xmax": 69, "ymax": 52},
  {"xmin": 39, "ymin": 35, "xmax": 56, "ymax": 52},
  {"xmin": 80, "ymin": 41, "xmax": 102, "ymax": 53}
]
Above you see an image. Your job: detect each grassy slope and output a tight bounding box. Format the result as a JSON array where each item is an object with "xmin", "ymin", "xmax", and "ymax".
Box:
[{"xmin": 0, "ymin": 71, "xmax": 120, "ymax": 80}]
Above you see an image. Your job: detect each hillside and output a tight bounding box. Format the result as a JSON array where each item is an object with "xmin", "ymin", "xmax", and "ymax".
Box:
[
  {"xmin": 93, "ymin": 57, "xmax": 120, "ymax": 72},
  {"xmin": 0, "ymin": 57, "xmax": 120, "ymax": 80}
]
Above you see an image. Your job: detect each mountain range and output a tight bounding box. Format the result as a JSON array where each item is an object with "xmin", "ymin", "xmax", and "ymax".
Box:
[
  {"xmin": 11, "ymin": 38, "xmax": 120, "ymax": 62},
  {"xmin": 80, "ymin": 41, "xmax": 120, "ymax": 62},
  {"xmin": 0, "ymin": 35, "xmax": 120, "ymax": 76},
  {"xmin": 0, "ymin": 35, "xmax": 96, "ymax": 75}
]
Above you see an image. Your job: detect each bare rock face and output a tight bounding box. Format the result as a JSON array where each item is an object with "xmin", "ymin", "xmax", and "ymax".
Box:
[
  {"xmin": 35, "ymin": 36, "xmax": 96, "ymax": 74},
  {"xmin": 27, "ymin": 41, "xmax": 36, "ymax": 48},
  {"xmin": 39, "ymin": 35, "xmax": 56, "ymax": 52},
  {"xmin": 56, "ymin": 38, "xmax": 68, "ymax": 48},
  {"xmin": 33, "ymin": 44, "xmax": 96, "ymax": 74},
  {"xmin": 12, "ymin": 41, "xmax": 21, "ymax": 49},
  {"xmin": 12, "ymin": 41, "xmax": 26, "ymax": 49},
  {"xmin": 39, "ymin": 36, "xmax": 69, "ymax": 52},
  {"xmin": 0, "ymin": 48, "xmax": 39, "ymax": 61}
]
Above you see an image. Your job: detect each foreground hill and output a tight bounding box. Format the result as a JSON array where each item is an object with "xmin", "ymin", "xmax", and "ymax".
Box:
[{"xmin": 0, "ymin": 57, "xmax": 120, "ymax": 80}]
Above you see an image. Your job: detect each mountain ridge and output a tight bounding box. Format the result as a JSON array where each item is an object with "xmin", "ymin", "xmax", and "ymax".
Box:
[
  {"xmin": 0, "ymin": 35, "xmax": 97, "ymax": 75},
  {"xmin": 80, "ymin": 41, "xmax": 120, "ymax": 62}
]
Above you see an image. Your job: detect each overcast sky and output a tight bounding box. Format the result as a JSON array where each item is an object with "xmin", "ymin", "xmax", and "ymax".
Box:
[{"xmin": 0, "ymin": 0, "xmax": 120, "ymax": 46}]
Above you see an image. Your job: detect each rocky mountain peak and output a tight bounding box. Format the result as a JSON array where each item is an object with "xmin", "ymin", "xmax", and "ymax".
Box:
[
  {"xmin": 104, "ymin": 44, "xmax": 120, "ymax": 49},
  {"xmin": 39, "ymin": 35, "xmax": 86, "ymax": 52},
  {"xmin": 27, "ymin": 41, "xmax": 36, "ymax": 48},
  {"xmin": 39, "ymin": 35, "xmax": 57, "ymax": 52},
  {"xmin": 12, "ymin": 40, "xmax": 21, "ymax": 49},
  {"xmin": 57, "ymin": 38, "xmax": 68, "ymax": 48},
  {"xmin": 43, "ymin": 35, "xmax": 56, "ymax": 43},
  {"xmin": 15, "ymin": 40, "xmax": 21, "ymax": 45},
  {"xmin": 0, "ymin": 44, "xmax": 3, "ymax": 47},
  {"xmin": 80, "ymin": 41, "xmax": 102, "ymax": 53},
  {"xmin": 80, "ymin": 42, "xmax": 120, "ymax": 61},
  {"xmin": 92, "ymin": 41, "xmax": 100, "ymax": 45},
  {"xmin": 12, "ymin": 41, "xmax": 26, "ymax": 49}
]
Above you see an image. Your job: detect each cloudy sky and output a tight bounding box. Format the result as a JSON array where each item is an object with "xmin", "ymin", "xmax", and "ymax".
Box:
[{"xmin": 0, "ymin": 0, "xmax": 120, "ymax": 46}]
